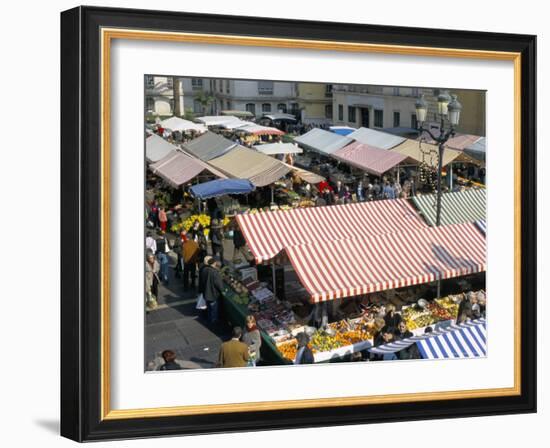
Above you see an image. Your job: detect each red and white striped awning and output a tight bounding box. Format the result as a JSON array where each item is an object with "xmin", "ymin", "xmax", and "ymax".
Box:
[
  {"xmin": 236, "ymin": 199, "xmax": 428, "ymax": 263},
  {"xmin": 285, "ymin": 222, "xmax": 486, "ymax": 303}
]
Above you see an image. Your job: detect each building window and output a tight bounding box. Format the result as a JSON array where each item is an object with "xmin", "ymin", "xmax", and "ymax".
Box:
[
  {"xmin": 225, "ymin": 80, "xmax": 230, "ymax": 94},
  {"xmin": 290, "ymin": 103, "xmax": 299, "ymax": 116},
  {"xmin": 166, "ymin": 78, "xmax": 174, "ymax": 89},
  {"xmin": 258, "ymin": 80, "xmax": 274, "ymax": 95},
  {"xmin": 348, "ymin": 106, "xmax": 356, "ymax": 123},
  {"xmin": 393, "ymin": 111, "xmax": 400, "ymax": 127},
  {"xmin": 325, "ymin": 84, "xmax": 333, "ymax": 97},
  {"xmin": 338, "ymin": 104, "xmax": 344, "ymax": 121},
  {"xmin": 411, "ymin": 114, "xmax": 418, "ymax": 130},
  {"xmin": 374, "ymin": 110, "xmax": 384, "ymax": 127},
  {"xmin": 411, "ymin": 87, "xmax": 419, "ymax": 97},
  {"xmin": 246, "ymin": 103, "xmax": 256, "ymax": 115},
  {"xmin": 325, "ymin": 104, "xmax": 333, "ymax": 119},
  {"xmin": 277, "ymin": 103, "xmax": 287, "ymax": 113},
  {"xmin": 262, "ymin": 103, "xmax": 272, "ymax": 113},
  {"xmin": 145, "ymin": 76, "xmax": 155, "ymax": 89},
  {"xmin": 370, "ymin": 86, "xmax": 383, "ymax": 94},
  {"xmin": 146, "ymin": 97, "xmax": 155, "ymax": 112},
  {"xmin": 226, "ymin": 101, "xmax": 232, "ymax": 110},
  {"xmin": 191, "ymin": 78, "xmax": 203, "ymax": 90},
  {"xmin": 393, "ymin": 87, "xmax": 400, "ymax": 96}
]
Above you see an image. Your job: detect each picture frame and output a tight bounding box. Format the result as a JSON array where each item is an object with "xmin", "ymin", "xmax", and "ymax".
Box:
[{"xmin": 60, "ymin": 5, "xmax": 537, "ymax": 441}]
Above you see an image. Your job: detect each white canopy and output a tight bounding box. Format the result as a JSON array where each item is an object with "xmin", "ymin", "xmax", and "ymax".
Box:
[
  {"xmin": 253, "ymin": 142, "xmax": 303, "ymax": 155},
  {"xmin": 349, "ymin": 127, "xmax": 406, "ymax": 150},
  {"xmin": 145, "ymin": 134, "xmax": 177, "ymax": 163},
  {"xmin": 196, "ymin": 115, "xmax": 243, "ymax": 127},
  {"xmin": 160, "ymin": 116, "xmax": 207, "ymax": 133}
]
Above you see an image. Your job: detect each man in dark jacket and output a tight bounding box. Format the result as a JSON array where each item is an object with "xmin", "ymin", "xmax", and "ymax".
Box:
[
  {"xmin": 199, "ymin": 256, "xmax": 225, "ymax": 324},
  {"xmin": 232, "ymin": 224, "xmax": 250, "ymax": 263},
  {"xmin": 210, "ymin": 219, "xmax": 224, "ymax": 264},
  {"xmin": 456, "ymin": 293, "xmax": 473, "ymax": 324},
  {"xmin": 294, "ymin": 332, "xmax": 314, "ymax": 364}
]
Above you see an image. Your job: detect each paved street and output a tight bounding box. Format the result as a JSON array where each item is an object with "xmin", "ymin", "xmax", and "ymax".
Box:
[{"xmin": 145, "ymin": 239, "xmax": 233, "ymax": 370}]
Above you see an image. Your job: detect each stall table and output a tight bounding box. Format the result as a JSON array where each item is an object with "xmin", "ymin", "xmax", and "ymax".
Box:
[{"xmin": 221, "ymin": 288, "xmax": 290, "ymax": 365}]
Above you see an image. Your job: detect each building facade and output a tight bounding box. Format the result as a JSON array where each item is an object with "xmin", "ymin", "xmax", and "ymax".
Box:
[
  {"xmin": 214, "ymin": 79, "xmax": 299, "ymax": 118},
  {"xmin": 296, "ymin": 83, "xmax": 334, "ymax": 125},
  {"xmin": 144, "ymin": 76, "xmax": 216, "ymax": 118},
  {"xmin": 332, "ymin": 84, "xmax": 485, "ymax": 136},
  {"xmin": 145, "ymin": 76, "xmax": 485, "ymax": 136}
]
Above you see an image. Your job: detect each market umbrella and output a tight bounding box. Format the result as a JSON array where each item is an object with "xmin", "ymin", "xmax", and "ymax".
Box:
[{"xmin": 190, "ymin": 178, "xmax": 255, "ymax": 199}]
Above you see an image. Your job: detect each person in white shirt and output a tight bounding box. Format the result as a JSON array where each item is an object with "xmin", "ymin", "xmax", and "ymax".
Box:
[{"xmin": 145, "ymin": 231, "xmax": 157, "ymax": 254}]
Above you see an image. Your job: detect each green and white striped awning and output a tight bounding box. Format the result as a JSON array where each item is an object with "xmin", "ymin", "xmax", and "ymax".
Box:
[{"xmin": 411, "ymin": 188, "xmax": 486, "ymax": 227}]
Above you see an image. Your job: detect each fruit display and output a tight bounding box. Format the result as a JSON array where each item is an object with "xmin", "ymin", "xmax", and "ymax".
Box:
[
  {"xmin": 402, "ymin": 306, "xmax": 436, "ymax": 330},
  {"xmin": 336, "ymin": 330, "xmax": 372, "ymax": 345},
  {"xmin": 310, "ymin": 331, "xmax": 345, "ymax": 353},
  {"xmin": 277, "ymin": 340, "xmax": 298, "ymax": 361},
  {"xmin": 426, "ymin": 302, "xmax": 454, "ymax": 321},
  {"xmin": 435, "ymin": 296, "xmax": 460, "ymax": 318}
]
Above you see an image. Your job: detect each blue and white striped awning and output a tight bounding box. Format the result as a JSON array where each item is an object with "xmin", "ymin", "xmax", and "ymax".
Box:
[
  {"xmin": 416, "ymin": 319, "xmax": 487, "ymax": 359},
  {"xmin": 369, "ymin": 318, "xmax": 487, "ymax": 358},
  {"xmin": 475, "ymin": 219, "xmax": 486, "ymax": 235}
]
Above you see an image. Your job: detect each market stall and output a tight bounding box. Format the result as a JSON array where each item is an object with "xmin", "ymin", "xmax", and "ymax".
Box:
[
  {"xmin": 145, "ymin": 133, "xmax": 177, "ymax": 163},
  {"xmin": 190, "ymin": 178, "xmax": 255, "ymax": 199},
  {"xmin": 181, "ymin": 131, "xmax": 237, "ymax": 161},
  {"xmin": 236, "ymin": 198, "xmax": 429, "ymax": 263},
  {"xmin": 463, "ymin": 137, "xmax": 486, "ymax": 163},
  {"xmin": 283, "ymin": 222, "xmax": 486, "ymax": 302},
  {"xmin": 294, "ymin": 128, "xmax": 353, "ymax": 155},
  {"xmin": 159, "ymin": 116, "xmax": 207, "ymax": 134},
  {"xmin": 253, "ymin": 142, "xmax": 303, "ymax": 156},
  {"xmin": 368, "ymin": 317, "xmax": 487, "ymax": 359},
  {"xmin": 196, "ymin": 115, "xmax": 243, "ymax": 128},
  {"xmin": 149, "ymin": 151, "xmax": 227, "ymax": 188},
  {"xmin": 208, "ymin": 145, "xmax": 291, "ymax": 187},
  {"xmin": 411, "ymin": 188, "xmax": 486, "ymax": 226},
  {"xmin": 475, "ymin": 219, "xmax": 486, "ymax": 235},
  {"xmin": 348, "ymin": 127, "xmax": 406, "ymax": 150},
  {"xmin": 329, "ymin": 126, "xmax": 356, "ymax": 136},
  {"xmin": 331, "ymin": 141, "xmax": 409, "ymax": 177},
  {"xmin": 389, "ymin": 138, "xmax": 462, "ymax": 168}
]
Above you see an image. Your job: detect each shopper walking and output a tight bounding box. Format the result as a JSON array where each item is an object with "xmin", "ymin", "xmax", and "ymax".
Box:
[{"xmin": 218, "ymin": 326, "xmax": 249, "ymax": 368}]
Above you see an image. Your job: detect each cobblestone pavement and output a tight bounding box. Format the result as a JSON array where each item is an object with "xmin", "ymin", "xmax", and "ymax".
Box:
[{"xmin": 145, "ymin": 238, "xmax": 236, "ymax": 371}]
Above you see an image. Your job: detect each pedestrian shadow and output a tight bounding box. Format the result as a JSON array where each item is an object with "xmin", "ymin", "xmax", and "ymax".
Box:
[{"xmin": 189, "ymin": 356, "xmax": 217, "ymax": 368}]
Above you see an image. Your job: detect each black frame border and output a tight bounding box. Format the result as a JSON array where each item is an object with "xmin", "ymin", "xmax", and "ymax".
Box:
[{"xmin": 60, "ymin": 6, "xmax": 536, "ymax": 442}]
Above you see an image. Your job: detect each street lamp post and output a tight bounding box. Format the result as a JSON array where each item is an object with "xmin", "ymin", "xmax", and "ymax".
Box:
[
  {"xmin": 415, "ymin": 92, "xmax": 462, "ymax": 226},
  {"xmin": 415, "ymin": 92, "xmax": 462, "ymax": 298}
]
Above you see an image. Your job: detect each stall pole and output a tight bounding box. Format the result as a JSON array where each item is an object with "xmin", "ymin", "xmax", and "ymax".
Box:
[
  {"xmin": 270, "ymin": 185, "xmax": 275, "ymax": 205},
  {"xmin": 397, "ymin": 165, "xmax": 400, "ymax": 184},
  {"xmin": 271, "ymin": 260, "xmax": 276, "ymax": 293},
  {"xmin": 449, "ymin": 163, "xmax": 454, "ymax": 190}
]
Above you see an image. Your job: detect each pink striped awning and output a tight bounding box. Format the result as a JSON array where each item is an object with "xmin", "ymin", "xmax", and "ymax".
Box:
[
  {"xmin": 285, "ymin": 222, "xmax": 486, "ymax": 303},
  {"xmin": 149, "ymin": 151, "xmax": 226, "ymax": 188},
  {"xmin": 332, "ymin": 141, "xmax": 408, "ymax": 176},
  {"xmin": 236, "ymin": 199, "xmax": 428, "ymax": 263}
]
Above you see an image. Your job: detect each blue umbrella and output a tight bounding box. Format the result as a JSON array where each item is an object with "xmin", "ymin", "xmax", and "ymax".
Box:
[{"xmin": 190, "ymin": 178, "xmax": 255, "ymax": 199}]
